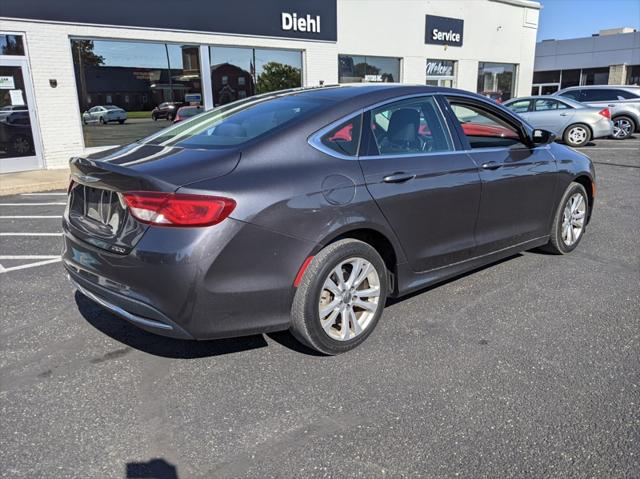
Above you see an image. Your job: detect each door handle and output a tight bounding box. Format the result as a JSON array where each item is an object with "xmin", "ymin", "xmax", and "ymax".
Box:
[
  {"xmin": 481, "ymin": 161, "xmax": 502, "ymax": 170},
  {"xmin": 560, "ymin": 112, "xmax": 568, "ymax": 116},
  {"xmin": 383, "ymin": 172, "xmax": 416, "ymax": 183}
]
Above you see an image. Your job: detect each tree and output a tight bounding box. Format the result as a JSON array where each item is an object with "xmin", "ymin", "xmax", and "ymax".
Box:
[
  {"xmin": 72, "ymin": 40, "xmax": 104, "ymax": 112},
  {"xmin": 72, "ymin": 40, "xmax": 105, "ymax": 66},
  {"xmin": 256, "ymin": 62, "xmax": 301, "ymax": 93}
]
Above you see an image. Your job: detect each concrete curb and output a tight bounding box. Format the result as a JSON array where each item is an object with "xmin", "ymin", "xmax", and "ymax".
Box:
[{"xmin": 0, "ymin": 169, "xmax": 69, "ymax": 196}]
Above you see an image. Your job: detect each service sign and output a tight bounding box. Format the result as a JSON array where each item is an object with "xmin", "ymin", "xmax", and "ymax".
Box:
[{"xmin": 425, "ymin": 15, "xmax": 464, "ymax": 47}]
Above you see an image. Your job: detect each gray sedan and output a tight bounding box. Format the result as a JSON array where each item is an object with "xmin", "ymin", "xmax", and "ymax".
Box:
[{"xmin": 503, "ymin": 96, "xmax": 613, "ymax": 147}]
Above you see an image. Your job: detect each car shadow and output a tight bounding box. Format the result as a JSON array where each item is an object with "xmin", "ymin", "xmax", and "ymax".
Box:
[
  {"xmin": 77, "ymin": 253, "xmax": 527, "ymax": 358},
  {"xmin": 76, "ymin": 291, "xmax": 269, "ymax": 359},
  {"xmin": 386, "ymin": 253, "xmax": 524, "ymax": 306}
]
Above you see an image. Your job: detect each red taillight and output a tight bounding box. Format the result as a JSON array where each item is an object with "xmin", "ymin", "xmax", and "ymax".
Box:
[
  {"xmin": 122, "ymin": 191, "xmax": 236, "ymax": 227},
  {"xmin": 599, "ymin": 108, "xmax": 611, "ymax": 120}
]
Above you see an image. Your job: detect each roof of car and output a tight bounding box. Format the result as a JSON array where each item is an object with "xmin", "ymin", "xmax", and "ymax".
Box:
[{"xmin": 559, "ymin": 85, "xmax": 640, "ymax": 90}]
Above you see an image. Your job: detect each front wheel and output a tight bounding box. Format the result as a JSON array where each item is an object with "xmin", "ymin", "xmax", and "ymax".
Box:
[
  {"xmin": 612, "ymin": 116, "xmax": 635, "ymax": 139},
  {"xmin": 290, "ymin": 239, "xmax": 388, "ymax": 355},
  {"xmin": 541, "ymin": 182, "xmax": 589, "ymax": 254},
  {"xmin": 563, "ymin": 124, "xmax": 591, "ymax": 147},
  {"xmin": 99, "ymin": 117, "xmax": 106, "ymax": 125}
]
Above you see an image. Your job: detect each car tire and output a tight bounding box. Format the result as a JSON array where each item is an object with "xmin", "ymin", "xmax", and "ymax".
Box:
[
  {"xmin": 563, "ymin": 123, "xmax": 591, "ymax": 147},
  {"xmin": 152, "ymin": 114, "xmax": 158, "ymax": 121},
  {"xmin": 290, "ymin": 239, "xmax": 388, "ymax": 355},
  {"xmin": 118, "ymin": 120, "xmax": 125, "ymax": 124},
  {"xmin": 99, "ymin": 117, "xmax": 106, "ymax": 125},
  {"xmin": 540, "ymin": 182, "xmax": 589, "ymax": 255},
  {"xmin": 611, "ymin": 115, "xmax": 635, "ymax": 140}
]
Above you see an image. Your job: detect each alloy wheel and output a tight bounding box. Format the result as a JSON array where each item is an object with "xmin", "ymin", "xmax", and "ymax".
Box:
[
  {"xmin": 318, "ymin": 257, "xmax": 381, "ymax": 341},
  {"xmin": 567, "ymin": 126, "xmax": 587, "ymax": 146},
  {"xmin": 561, "ymin": 192, "xmax": 586, "ymax": 246},
  {"xmin": 612, "ymin": 118, "xmax": 632, "ymax": 138}
]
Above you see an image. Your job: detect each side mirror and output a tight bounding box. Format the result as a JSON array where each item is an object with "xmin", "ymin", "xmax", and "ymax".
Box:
[{"xmin": 531, "ymin": 129, "xmax": 555, "ymax": 146}]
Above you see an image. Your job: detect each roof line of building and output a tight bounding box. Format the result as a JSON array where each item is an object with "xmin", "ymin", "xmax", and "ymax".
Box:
[{"xmin": 489, "ymin": 0, "xmax": 541, "ymax": 10}]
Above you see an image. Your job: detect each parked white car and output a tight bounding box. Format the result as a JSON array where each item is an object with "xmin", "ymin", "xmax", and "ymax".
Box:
[
  {"xmin": 503, "ymin": 96, "xmax": 613, "ymax": 147},
  {"xmin": 82, "ymin": 105, "xmax": 127, "ymax": 125}
]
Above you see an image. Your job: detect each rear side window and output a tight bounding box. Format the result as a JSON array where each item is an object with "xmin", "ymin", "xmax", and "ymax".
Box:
[
  {"xmin": 143, "ymin": 95, "xmax": 326, "ymax": 150},
  {"xmin": 506, "ymin": 99, "xmax": 531, "ymax": 113},
  {"xmin": 320, "ymin": 115, "xmax": 362, "ymax": 157},
  {"xmin": 447, "ymin": 100, "xmax": 527, "ymax": 149},
  {"xmin": 581, "ymin": 89, "xmax": 612, "ymax": 101},
  {"xmin": 365, "ymin": 96, "xmax": 453, "ymax": 156},
  {"xmin": 611, "ymin": 89, "xmax": 639, "ymax": 100}
]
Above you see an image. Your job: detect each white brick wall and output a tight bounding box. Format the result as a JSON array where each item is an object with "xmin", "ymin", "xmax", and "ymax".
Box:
[{"xmin": 1, "ymin": 0, "xmax": 539, "ymax": 170}]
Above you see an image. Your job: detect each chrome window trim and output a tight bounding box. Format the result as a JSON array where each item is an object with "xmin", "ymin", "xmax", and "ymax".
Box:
[
  {"xmin": 308, "ymin": 92, "xmax": 458, "ymax": 161},
  {"xmin": 307, "ymin": 110, "xmax": 365, "ymax": 160}
]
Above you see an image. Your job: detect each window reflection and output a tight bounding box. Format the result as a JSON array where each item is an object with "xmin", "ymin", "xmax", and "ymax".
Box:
[
  {"xmin": 0, "ymin": 35, "xmax": 25, "ymax": 56},
  {"xmin": 71, "ymin": 39, "xmax": 202, "ymax": 147},
  {"xmin": 477, "ymin": 62, "xmax": 517, "ymax": 103},
  {"xmin": 339, "ymin": 55, "xmax": 400, "ymax": 83},
  {"xmin": 210, "ymin": 46, "xmax": 302, "ymax": 106}
]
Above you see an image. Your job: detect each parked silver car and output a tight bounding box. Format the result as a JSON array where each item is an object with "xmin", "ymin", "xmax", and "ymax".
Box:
[
  {"xmin": 82, "ymin": 105, "xmax": 127, "ymax": 125},
  {"xmin": 503, "ymin": 96, "xmax": 613, "ymax": 147},
  {"xmin": 555, "ymin": 85, "xmax": 640, "ymax": 140}
]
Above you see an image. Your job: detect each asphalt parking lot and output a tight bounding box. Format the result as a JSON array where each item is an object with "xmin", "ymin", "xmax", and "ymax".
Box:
[
  {"xmin": 1, "ymin": 139, "xmax": 639, "ymax": 478},
  {"xmin": 82, "ymin": 118, "xmax": 170, "ymax": 147}
]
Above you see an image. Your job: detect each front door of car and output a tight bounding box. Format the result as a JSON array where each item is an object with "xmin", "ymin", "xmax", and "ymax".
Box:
[
  {"xmin": 88, "ymin": 107, "xmax": 100, "ymax": 122},
  {"xmin": 358, "ymin": 95, "xmax": 482, "ymax": 272},
  {"xmin": 530, "ymin": 98, "xmax": 574, "ymax": 135},
  {"xmin": 443, "ymin": 97, "xmax": 558, "ymax": 255}
]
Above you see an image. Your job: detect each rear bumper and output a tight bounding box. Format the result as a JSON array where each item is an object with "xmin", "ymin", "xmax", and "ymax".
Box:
[
  {"xmin": 62, "ymin": 217, "xmax": 315, "ymax": 340},
  {"xmin": 591, "ymin": 119, "xmax": 614, "ymax": 139},
  {"xmin": 67, "ymin": 266, "xmax": 194, "ymax": 339}
]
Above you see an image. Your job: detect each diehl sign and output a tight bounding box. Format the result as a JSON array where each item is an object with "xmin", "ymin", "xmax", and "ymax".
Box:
[
  {"xmin": 1, "ymin": 0, "xmax": 337, "ymax": 42},
  {"xmin": 282, "ymin": 12, "xmax": 321, "ymax": 33},
  {"xmin": 425, "ymin": 15, "xmax": 464, "ymax": 47}
]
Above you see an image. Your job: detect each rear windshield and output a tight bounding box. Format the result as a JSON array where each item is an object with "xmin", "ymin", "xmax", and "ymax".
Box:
[{"xmin": 142, "ymin": 94, "xmax": 326, "ymax": 150}]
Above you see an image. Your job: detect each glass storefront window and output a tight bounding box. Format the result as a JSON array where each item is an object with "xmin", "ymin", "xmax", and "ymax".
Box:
[
  {"xmin": 533, "ymin": 70, "xmax": 560, "ymax": 84},
  {"xmin": 581, "ymin": 67, "xmax": 609, "ymax": 85},
  {"xmin": 0, "ymin": 35, "xmax": 25, "ymax": 56},
  {"xmin": 627, "ymin": 65, "xmax": 640, "ymax": 85},
  {"xmin": 560, "ymin": 69, "xmax": 580, "ymax": 89},
  {"xmin": 338, "ymin": 55, "xmax": 400, "ymax": 83},
  {"xmin": 71, "ymin": 39, "xmax": 202, "ymax": 147},
  {"xmin": 426, "ymin": 59, "xmax": 456, "ymax": 87},
  {"xmin": 477, "ymin": 62, "xmax": 517, "ymax": 103},
  {"xmin": 210, "ymin": 46, "xmax": 302, "ymax": 106}
]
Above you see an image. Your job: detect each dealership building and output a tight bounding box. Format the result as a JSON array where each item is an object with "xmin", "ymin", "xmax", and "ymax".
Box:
[
  {"xmin": 0, "ymin": 0, "xmax": 540, "ymax": 173},
  {"xmin": 533, "ymin": 27, "xmax": 640, "ymax": 95}
]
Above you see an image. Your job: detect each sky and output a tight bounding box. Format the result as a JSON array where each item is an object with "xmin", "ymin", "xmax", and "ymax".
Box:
[{"xmin": 537, "ymin": 0, "xmax": 640, "ymax": 41}]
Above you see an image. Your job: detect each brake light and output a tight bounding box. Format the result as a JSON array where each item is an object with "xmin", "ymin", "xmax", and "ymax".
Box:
[
  {"xmin": 598, "ymin": 108, "xmax": 611, "ymax": 120},
  {"xmin": 122, "ymin": 191, "xmax": 236, "ymax": 227}
]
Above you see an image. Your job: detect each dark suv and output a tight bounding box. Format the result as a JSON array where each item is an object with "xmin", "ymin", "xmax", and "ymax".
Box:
[
  {"xmin": 556, "ymin": 85, "xmax": 640, "ymax": 139},
  {"xmin": 151, "ymin": 102, "xmax": 185, "ymax": 121}
]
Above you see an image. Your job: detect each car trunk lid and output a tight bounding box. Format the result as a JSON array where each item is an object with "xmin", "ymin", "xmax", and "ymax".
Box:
[{"xmin": 65, "ymin": 144, "xmax": 240, "ymax": 254}]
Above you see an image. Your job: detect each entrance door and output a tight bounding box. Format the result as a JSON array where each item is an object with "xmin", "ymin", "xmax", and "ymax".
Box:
[{"xmin": 0, "ymin": 58, "xmax": 42, "ymax": 172}]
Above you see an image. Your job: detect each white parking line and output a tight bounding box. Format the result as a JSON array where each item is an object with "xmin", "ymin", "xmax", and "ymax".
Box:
[
  {"xmin": 20, "ymin": 193, "xmax": 67, "ymax": 196},
  {"xmin": 0, "ymin": 232, "xmax": 62, "ymax": 236},
  {"xmin": 0, "ymin": 215, "xmax": 62, "ymax": 219},
  {"xmin": 0, "ymin": 258, "xmax": 61, "ymax": 273},
  {"xmin": 0, "ymin": 202, "xmax": 66, "ymax": 206},
  {"xmin": 0, "ymin": 255, "xmax": 60, "ymax": 259}
]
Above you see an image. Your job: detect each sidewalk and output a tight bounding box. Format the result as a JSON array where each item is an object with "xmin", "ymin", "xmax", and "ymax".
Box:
[{"xmin": 0, "ymin": 168, "xmax": 69, "ymax": 196}]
